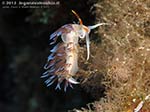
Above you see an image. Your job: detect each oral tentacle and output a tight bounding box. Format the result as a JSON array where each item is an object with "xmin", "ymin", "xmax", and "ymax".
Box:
[
  {"xmin": 88, "ymin": 23, "xmax": 110, "ymax": 30},
  {"xmin": 86, "ymin": 33, "xmax": 90, "ymax": 60}
]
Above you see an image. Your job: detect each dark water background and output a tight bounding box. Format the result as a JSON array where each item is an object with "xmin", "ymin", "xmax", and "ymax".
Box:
[{"xmin": 0, "ymin": 1, "xmax": 97, "ymax": 112}]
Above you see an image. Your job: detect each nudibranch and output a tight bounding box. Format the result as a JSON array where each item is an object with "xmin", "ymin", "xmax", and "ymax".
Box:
[{"xmin": 41, "ymin": 10, "xmax": 108, "ymax": 91}]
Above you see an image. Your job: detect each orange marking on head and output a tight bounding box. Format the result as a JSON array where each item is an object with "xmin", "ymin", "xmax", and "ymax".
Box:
[{"xmin": 72, "ymin": 10, "xmax": 83, "ymax": 25}]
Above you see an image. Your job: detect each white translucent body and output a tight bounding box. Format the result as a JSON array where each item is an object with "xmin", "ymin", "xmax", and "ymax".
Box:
[{"xmin": 62, "ymin": 31, "xmax": 79, "ymax": 77}]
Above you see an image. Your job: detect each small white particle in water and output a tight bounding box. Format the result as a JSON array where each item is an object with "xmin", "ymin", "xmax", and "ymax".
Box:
[
  {"xmin": 145, "ymin": 94, "xmax": 150, "ymax": 100},
  {"xmin": 139, "ymin": 46, "xmax": 145, "ymax": 50},
  {"xmin": 135, "ymin": 12, "xmax": 139, "ymax": 15},
  {"xmin": 133, "ymin": 98, "xmax": 136, "ymax": 102},
  {"xmin": 146, "ymin": 48, "xmax": 150, "ymax": 51},
  {"xmin": 122, "ymin": 61, "xmax": 126, "ymax": 64},
  {"xmin": 116, "ymin": 58, "xmax": 119, "ymax": 61}
]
